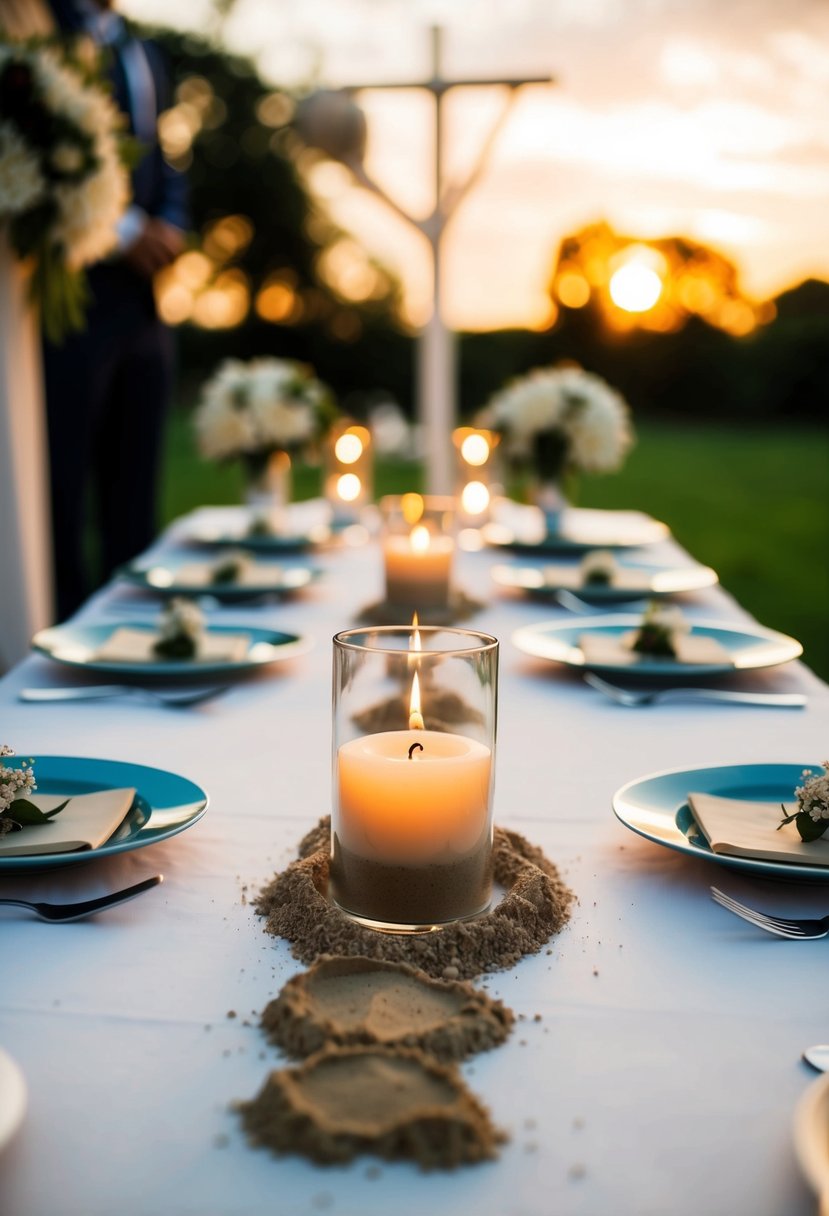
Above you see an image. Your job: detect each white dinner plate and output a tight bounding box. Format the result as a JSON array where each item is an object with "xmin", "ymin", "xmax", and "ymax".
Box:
[
  {"xmin": 0, "ymin": 1048, "xmax": 27, "ymax": 1151},
  {"xmin": 483, "ymin": 505, "xmax": 670, "ymax": 553},
  {"xmin": 512, "ymin": 615, "xmax": 802, "ymax": 679},
  {"xmin": 794, "ymin": 1072, "xmax": 829, "ymax": 1208},
  {"xmin": 492, "ymin": 559, "xmax": 718, "ymax": 603}
]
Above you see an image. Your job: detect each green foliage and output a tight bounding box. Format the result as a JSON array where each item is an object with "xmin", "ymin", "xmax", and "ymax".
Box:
[
  {"xmin": 151, "ymin": 29, "xmax": 413, "ymax": 415},
  {"xmin": 1, "ymin": 798, "xmax": 69, "ymax": 827},
  {"xmin": 458, "ymin": 297, "xmax": 829, "ymax": 423}
]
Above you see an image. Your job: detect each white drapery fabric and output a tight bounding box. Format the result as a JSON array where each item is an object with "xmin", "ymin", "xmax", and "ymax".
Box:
[
  {"xmin": 0, "ymin": 0, "xmax": 56, "ymax": 671},
  {"xmin": 0, "ymin": 235, "xmax": 54, "ymax": 671}
]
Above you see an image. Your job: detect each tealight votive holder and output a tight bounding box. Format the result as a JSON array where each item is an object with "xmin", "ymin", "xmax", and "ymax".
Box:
[
  {"xmin": 331, "ymin": 624, "xmax": 499, "ymax": 932},
  {"xmin": 452, "ymin": 426, "xmax": 500, "ymax": 527},
  {"xmin": 380, "ymin": 494, "xmax": 455, "ymax": 609},
  {"xmin": 324, "ymin": 420, "xmax": 373, "ymax": 525}
]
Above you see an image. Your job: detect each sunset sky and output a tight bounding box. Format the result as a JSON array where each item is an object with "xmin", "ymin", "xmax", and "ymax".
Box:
[{"xmin": 124, "ymin": 0, "xmax": 829, "ymax": 330}]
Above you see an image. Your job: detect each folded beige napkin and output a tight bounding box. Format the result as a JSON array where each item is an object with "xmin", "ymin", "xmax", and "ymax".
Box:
[
  {"xmin": 0, "ymin": 788, "xmax": 135, "ymax": 857},
  {"xmin": 545, "ymin": 564, "xmax": 651, "ymax": 592},
  {"xmin": 168, "ymin": 562, "xmax": 287, "ymax": 589},
  {"xmin": 688, "ymin": 792, "xmax": 829, "ymax": 866},
  {"xmin": 579, "ymin": 631, "xmax": 732, "ymax": 667},
  {"xmin": 95, "ymin": 627, "xmax": 250, "ymax": 663}
]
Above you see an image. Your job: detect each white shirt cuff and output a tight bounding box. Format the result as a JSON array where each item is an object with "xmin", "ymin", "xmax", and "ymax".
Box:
[{"xmin": 116, "ymin": 206, "xmax": 149, "ymax": 252}]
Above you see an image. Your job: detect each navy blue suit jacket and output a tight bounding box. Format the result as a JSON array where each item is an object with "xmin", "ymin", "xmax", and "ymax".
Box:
[{"xmin": 47, "ymin": 2, "xmax": 189, "ymax": 271}]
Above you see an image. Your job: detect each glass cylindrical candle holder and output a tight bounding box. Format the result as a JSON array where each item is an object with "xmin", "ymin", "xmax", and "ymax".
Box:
[
  {"xmin": 452, "ymin": 427, "xmax": 501, "ymax": 527},
  {"xmin": 331, "ymin": 624, "xmax": 499, "ymax": 932},
  {"xmin": 324, "ymin": 421, "xmax": 373, "ymax": 525},
  {"xmin": 380, "ymin": 494, "xmax": 455, "ymax": 608}
]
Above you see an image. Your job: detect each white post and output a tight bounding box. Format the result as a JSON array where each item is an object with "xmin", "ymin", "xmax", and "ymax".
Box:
[
  {"xmin": 0, "ymin": 235, "xmax": 54, "ymax": 670},
  {"xmin": 417, "ymin": 25, "xmax": 455, "ymax": 494},
  {"xmin": 418, "ymin": 235, "xmax": 456, "ymax": 494},
  {"xmin": 299, "ymin": 28, "xmax": 553, "ymax": 494}
]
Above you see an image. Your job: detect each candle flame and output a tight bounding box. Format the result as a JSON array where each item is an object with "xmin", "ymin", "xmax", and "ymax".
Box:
[
  {"xmin": 401, "ymin": 493, "xmax": 424, "ymax": 525},
  {"xmin": 410, "ymin": 524, "xmax": 431, "ymax": 553},
  {"xmin": 408, "ymin": 670, "xmax": 424, "ymax": 730}
]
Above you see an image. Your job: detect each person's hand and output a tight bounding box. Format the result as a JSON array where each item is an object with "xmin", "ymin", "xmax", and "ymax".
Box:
[{"xmin": 123, "ymin": 219, "xmax": 186, "ymax": 279}]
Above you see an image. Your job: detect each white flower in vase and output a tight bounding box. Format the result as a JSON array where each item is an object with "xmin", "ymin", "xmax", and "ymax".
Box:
[
  {"xmin": 479, "ymin": 363, "xmax": 635, "ymax": 532},
  {"xmin": 193, "ymin": 356, "xmax": 338, "ymax": 533}
]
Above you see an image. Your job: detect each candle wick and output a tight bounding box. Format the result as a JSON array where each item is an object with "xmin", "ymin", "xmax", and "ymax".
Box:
[{"xmin": 408, "ymin": 742, "xmax": 424, "ymax": 760}]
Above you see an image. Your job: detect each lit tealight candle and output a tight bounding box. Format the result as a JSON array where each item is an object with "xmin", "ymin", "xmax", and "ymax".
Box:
[
  {"xmin": 383, "ymin": 524, "xmax": 454, "ymax": 607},
  {"xmin": 331, "ymin": 661, "xmax": 493, "ymax": 926}
]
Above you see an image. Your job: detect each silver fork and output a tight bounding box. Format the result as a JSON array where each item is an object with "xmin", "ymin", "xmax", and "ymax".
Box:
[
  {"xmin": 554, "ymin": 590, "xmax": 648, "ymax": 614},
  {"xmin": 0, "ymin": 875, "xmax": 162, "ymax": 922},
  {"xmin": 710, "ymin": 886, "xmax": 829, "ymax": 939},
  {"xmin": 19, "ymin": 685, "xmax": 230, "ymax": 708},
  {"xmin": 583, "ymin": 672, "xmax": 806, "ymax": 709}
]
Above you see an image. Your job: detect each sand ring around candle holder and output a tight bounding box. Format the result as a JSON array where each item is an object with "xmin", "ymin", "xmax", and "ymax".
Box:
[
  {"xmin": 254, "ymin": 818, "xmax": 575, "ymax": 981},
  {"xmin": 355, "ymin": 588, "xmax": 484, "ymax": 627}
]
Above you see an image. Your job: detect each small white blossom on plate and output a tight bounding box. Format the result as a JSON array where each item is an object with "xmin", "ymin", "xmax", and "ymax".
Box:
[
  {"xmin": 631, "ymin": 601, "xmax": 689, "ymax": 657},
  {"xmin": 580, "ymin": 549, "xmax": 618, "ymax": 584},
  {"xmin": 153, "ymin": 598, "xmax": 205, "ymax": 659},
  {"xmin": 0, "ymin": 746, "xmax": 36, "ymax": 817},
  {"xmin": 779, "ymin": 763, "xmax": 829, "ymax": 842}
]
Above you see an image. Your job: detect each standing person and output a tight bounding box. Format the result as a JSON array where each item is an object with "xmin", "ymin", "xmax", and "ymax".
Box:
[{"xmin": 43, "ymin": 0, "xmax": 188, "ymax": 620}]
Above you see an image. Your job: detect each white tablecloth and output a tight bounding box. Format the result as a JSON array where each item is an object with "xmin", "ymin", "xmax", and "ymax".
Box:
[{"xmin": 1, "ymin": 508, "xmax": 828, "ymax": 1216}]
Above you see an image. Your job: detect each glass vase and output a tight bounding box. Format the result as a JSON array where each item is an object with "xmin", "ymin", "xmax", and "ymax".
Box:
[
  {"xmin": 531, "ymin": 429, "xmax": 570, "ymax": 534},
  {"xmin": 534, "ymin": 478, "xmax": 568, "ymax": 535},
  {"xmin": 331, "ymin": 623, "xmax": 499, "ymax": 932},
  {"xmin": 243, "ymin": 449, "xmax": 292, "ymax": 534}
]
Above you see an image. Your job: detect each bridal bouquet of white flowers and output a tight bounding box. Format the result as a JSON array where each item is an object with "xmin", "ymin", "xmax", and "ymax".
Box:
[
  {"xmin": 194, "ymin": 357, "xmax": 337, "ymax": 465},
  {"xmin": 0, "ymin": 38, "xmax": 130, "ymax": 340},
  {"xmin": 479, "ymin": 364, "xmax": 635, "ymax": 478}
]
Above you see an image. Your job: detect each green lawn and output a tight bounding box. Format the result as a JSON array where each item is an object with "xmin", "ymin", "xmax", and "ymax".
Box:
[{"xmin": 161, "ymin": 410, "xmax": 829, "ymax": 680}]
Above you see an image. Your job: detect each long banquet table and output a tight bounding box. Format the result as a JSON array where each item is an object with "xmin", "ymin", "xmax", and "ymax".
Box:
[{"xmin": 1, "ymin": 505, "xmax": 828, "ymax": 1216}]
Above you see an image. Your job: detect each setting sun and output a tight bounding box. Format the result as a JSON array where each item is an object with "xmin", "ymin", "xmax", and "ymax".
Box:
[{"xmin": 609, "ymin": 261, "xmax": 664, "ymax": 313}]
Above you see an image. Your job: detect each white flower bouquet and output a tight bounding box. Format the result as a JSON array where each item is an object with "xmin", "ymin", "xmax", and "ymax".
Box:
[
  {"xmin": 479, "ymin": 364, "xmax": 635, "ymax": 480},
  {"xmin": 0, "ymin": 38, "xmax": 130, "ymax": 340},
  {"xmin": 194, "ymin": 357, "xmax": 337, "ymax": 467}
]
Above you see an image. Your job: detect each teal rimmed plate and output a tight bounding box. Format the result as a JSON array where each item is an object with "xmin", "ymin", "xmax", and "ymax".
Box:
[
  {"xmin": 512, "ymin": 615, "xmax": 802, "ymax": 679},
  {"xmin": 483, "ymin": 507, "xmax": 669, "ymax": 554},
  {"xmin": 32, "ymin": 621, "xmax": 312, "ymax": 679},
  {"xmin": 0, "ymin": 755, "xmax": 208, "ymax": 872},
  {"xmin": 492, "ymin": 559, "xmax": 718, "ymax": 603},
  {"xmin": 187, "ymin": 518, "xmax": 331, "ymax": 553},
  {"xmin": 612, "ymin": 762, "xmax": 827, "ymax": 881},
  {"xmin": 119, "ymin": 556, "xmax": 322, "ymax": 601}
]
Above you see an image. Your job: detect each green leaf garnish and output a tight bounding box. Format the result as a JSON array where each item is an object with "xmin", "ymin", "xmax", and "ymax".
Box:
[
  {"xmin": 778, "ymin": 803, "xmax": 828, "ymax": 842},
  {"xmin": 2, "ymin": 798, "xmax": 70, "ymax": 826}
]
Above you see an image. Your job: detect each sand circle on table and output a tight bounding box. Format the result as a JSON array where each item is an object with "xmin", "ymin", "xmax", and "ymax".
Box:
[
  {"xmin": 262, "ymin": 955, "xmax": 514, "ymax": 1061},
  {"xmin": 254, "ymin": 818, "xmax": 575, "ymax": 981},
  {"xmin": 239, "ymin": 1044, "xmax": 505, "ymax": 1168}
]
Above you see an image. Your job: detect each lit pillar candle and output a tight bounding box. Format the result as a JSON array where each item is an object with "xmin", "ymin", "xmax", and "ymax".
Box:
[
  {"xmin": 383, "ymin": 524, "xmax": 454, "ymax": 607},
  {"xmin": 331, "ymin": 669, "xmax": 493, "ymax": 927}
]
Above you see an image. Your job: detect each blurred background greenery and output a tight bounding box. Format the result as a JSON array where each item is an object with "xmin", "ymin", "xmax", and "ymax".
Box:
[{"xmin": 143, "ymin": 28, "xmax": 827, "ymax": 678}]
